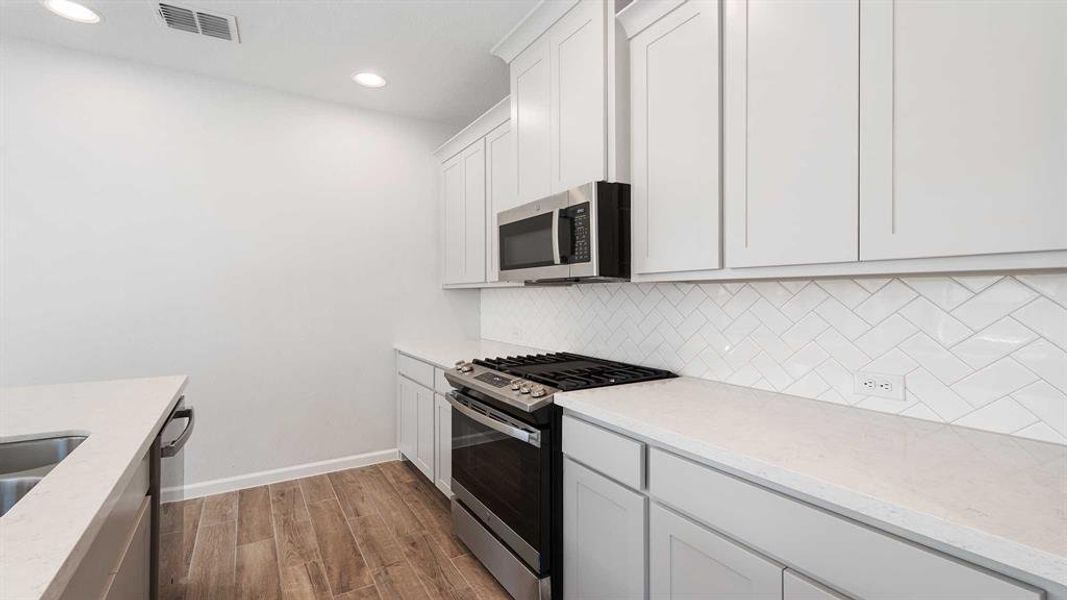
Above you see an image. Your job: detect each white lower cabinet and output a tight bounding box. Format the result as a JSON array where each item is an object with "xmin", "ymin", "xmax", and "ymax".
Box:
[
  {"xmin": 560, "ymin": 413, "xmax": 1044, "ymax": 600},
  {"xmin": 397, "ymin": 375, "xmax": 418, "ymax": 462},
  {"xmin": 414, "ymin": 383, "xmax": 435, "ymax": 480},
  {"xmin": 649, "ymin": 503, "xmax": 783, "ymax": 599},
  {"xmin": 784, "ymin": 570, "xmax": 850, "ymax": 600},
  {"xmin": 563, "ymin": 457, "xmax": 646, "ymax": 599},
  {"xmin": 397, "ymin": 352, "xmax": 453, "ymax": 493},
  {"xmin": 433, "ymin": 393, "xmax": 452, "ymax": 495}
]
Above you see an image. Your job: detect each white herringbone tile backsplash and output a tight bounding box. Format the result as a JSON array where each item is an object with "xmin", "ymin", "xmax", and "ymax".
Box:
[{"xmin": 481, "ymin": 272, "xmax": 1067, "ymax": 445}]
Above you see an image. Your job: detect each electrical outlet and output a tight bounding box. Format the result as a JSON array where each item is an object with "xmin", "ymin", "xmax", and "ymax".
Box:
[{"xmin": 853, "ymin": 371, "xmax": 906, "ymax": 400}]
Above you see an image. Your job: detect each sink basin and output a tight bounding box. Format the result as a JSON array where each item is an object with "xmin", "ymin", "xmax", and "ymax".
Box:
[{"xmin": 0, "ymin": 435, "xmax": 86, "ymax": 516}]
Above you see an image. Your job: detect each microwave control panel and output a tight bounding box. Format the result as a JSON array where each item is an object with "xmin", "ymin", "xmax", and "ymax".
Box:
[{"xmin": 562, "ymin": 203, "xmax": 591, "ymax": 263}]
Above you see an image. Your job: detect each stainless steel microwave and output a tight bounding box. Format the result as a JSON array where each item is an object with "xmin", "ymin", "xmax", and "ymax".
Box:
[{"xmin": 498, "ymin": 181, "xmax": 630, "ymax": 283}]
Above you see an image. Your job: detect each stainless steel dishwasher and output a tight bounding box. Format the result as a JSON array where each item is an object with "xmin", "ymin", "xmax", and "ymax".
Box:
[{"xmin": 151, "ymin": 397, "xmax": 195, "ymax": 600}]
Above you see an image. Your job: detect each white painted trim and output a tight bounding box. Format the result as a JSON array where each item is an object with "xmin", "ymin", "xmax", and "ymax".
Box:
[
  {"xmin": 630, "ymin": 250, "xmax": 1067, "ymax": 283},
  {"xmin": 616, "ymin": 0, "xmax": 687, "ymax": 38},
  {"xmin": 433, "ymin": 96, "xmax": 511, "ymax": 160},
  {"xmin": 161, "ymin": 448, "xmax": 400, "ymax": 502},
  {"xmin": 491, "ymin": 0, "xmax": 580, "ymax": 63}
]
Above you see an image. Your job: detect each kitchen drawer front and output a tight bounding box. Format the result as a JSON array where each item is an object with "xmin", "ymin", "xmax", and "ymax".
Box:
[
  {"xmin": 434, "ymin": 368, "xmax": 452, "ymax": 395},
  {"xmin": 397, "ymin": 353, "xmax": 435, "ymax": 389},
  {"xmin": 562, "ymin": 414, "xmax": 644, "ymax": 489},
  {"xmin": 648, "ymin": 448, "xmax": 1041, "ymax": 600},
  {"xmin": 60, "ymin": 452, "xmax": 150, "ymax": 599}
]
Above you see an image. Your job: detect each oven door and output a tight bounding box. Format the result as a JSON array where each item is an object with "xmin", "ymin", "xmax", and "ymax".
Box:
[{"xmin": 448, "ymin": 390, "xmax": 549, "ymax": 573}]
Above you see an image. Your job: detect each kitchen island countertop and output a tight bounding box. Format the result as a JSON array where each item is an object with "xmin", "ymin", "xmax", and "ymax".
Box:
[{"xmin": 0, "ymin": 376, "xmax": 187, "ymax": 600}]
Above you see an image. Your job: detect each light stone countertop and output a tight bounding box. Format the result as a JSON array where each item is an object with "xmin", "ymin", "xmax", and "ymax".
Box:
[
  {"xmin": 555, "ymin": 376, "xmax": 1067, "ymax": 594},
  {"xmin": 394, "ymin": 338, "xmax": 550, "ymax": 369},
  {"xmin": 0, "ymin": 376, "xmax": 188, "ymax": 600}
]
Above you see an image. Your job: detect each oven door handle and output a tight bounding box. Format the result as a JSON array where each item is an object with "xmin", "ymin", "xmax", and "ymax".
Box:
[{"xmin": 447, "ymin": 392, "xmax": 541, "ymax": 448}]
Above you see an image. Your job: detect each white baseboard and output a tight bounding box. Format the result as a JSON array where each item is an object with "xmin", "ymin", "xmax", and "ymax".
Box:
[{"xmin": 161, "ymin": 448, "xmax": 400, "ymax": 503}]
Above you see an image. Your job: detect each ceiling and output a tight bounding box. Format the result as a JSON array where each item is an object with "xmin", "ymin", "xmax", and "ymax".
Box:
[{"xmin": 0, "ymin": 0, "xmax": 538, "ymax": 126}]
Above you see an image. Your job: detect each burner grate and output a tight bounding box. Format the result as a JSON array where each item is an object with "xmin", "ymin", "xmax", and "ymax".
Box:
[{"xmin": 472, "ymin": 352, "xmax": 675, "ymax": 391}]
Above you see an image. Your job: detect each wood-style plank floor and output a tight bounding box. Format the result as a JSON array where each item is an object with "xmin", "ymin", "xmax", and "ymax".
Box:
[{"xmin": 161, "ymin": 460, "xmax": 512, "ymax": 600}]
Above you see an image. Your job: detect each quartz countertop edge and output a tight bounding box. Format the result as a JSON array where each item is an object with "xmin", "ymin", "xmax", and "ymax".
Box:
[
  {"xmin": 554, "ymin": 377, "xmax": 1067, "ymax": 593},
  {"xmin": 0, "ymin": 375, "xmax": 188, "ymax": 600},
  {"xmin": 394, "ymin": 338, "xmax": 550, "ymax": 370}
]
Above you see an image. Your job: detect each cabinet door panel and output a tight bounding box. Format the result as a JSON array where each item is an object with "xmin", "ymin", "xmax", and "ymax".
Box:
[
  {"xmin": 725, "ymin": 0, "xmax": 858, "ymax": 267},
  {"xmin": 563, "ymin": 458, "xmax": 646, "ymax": 599},
  {"xmin": 441, "ymin": 154, "xmax": 466, "ymax": 285},
  {"xmin": 860, "ymin": 0, "xmax": 1067, "ymax": 260},
  {"xmin": 486, "ymin": 122, "xmax": 516, "ymax": 283},
  {"xmin": 415, "ymin": 384, "xmax": 435, "ymax": 480},
  {"xmin": 512, "ymin": 40, "xmax": 553, "ymax": 203},
  {"xmin": 784, "ymin": 569, "xmax": 851, "ymax": 600},
  {"xmin": 461, "ymin": 140, "xmax": 487, "ymax": 283},
  {"xmin": 434, "ymin": 393, "xmax": 452, "ymax": 495},
  {"xmin": 441, "ymin": 140, "xmax": 487, "ymax": 285},
  {"xmin": 650, "ymin": 503, "xmax": 783, "ymax": 599},
  {"xmin": 631, "ymin": 0, "xmax": 722, "ymax": 276},
  {"xmin": 551, "ymin": 0, "xmax": 606, "ymax": 191},
  {"xmin": 398, "ymin": 377, "xmax": 417, "ymax": 461}
]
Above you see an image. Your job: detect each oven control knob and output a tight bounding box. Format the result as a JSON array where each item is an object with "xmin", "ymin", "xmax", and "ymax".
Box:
[
  {"xmin": 531, "ymin": 387, "xmax": 546, "ymax": 398},
  {"xmin": 519, "ymin": 386, "xmax": 531, "ymax": 395},
  {"xmin": 459, "ymin": 363, "xmax": 473, "ymax": 373},
  {"xmin": 510, "ymin": 382, "xmax": 521, "ymax": 391}
]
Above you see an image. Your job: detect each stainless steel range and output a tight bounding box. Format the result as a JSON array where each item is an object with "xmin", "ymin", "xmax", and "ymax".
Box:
[{"xmin": 443, "ymin": 352, "xmax": 675, "ymax": 600}]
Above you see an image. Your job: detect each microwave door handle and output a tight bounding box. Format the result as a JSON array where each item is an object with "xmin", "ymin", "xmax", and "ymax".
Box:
[{"xmin": 551, "ymin": 209, "xmax": 561, "ymax": 265}]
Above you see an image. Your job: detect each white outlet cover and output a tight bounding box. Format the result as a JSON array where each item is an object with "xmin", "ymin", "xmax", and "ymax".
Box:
[{"xmin": 853, "ymin": 371, "xmax": 906, "ymax": 400}]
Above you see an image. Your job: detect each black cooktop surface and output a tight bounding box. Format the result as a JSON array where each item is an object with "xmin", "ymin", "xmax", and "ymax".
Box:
[{"xmin": 472, "ymin": 352, "xmax": 676, "ymax": 391}]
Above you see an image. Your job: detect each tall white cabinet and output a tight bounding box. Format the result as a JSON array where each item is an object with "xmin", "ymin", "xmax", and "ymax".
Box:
[
  {"xmin": 502, "ymin": 0, "xmax": 628, "ymax": 204},
  {"xmin": 724, "ymin": 0, "xmax": 859, "ymax": 268},
  {"xmin": 859, "ymin": 0, "xmax": 1067, "ymax": 261},
  {"xmin": 628, "ymin": 0, "xmax": 722, "ymax": 278}
]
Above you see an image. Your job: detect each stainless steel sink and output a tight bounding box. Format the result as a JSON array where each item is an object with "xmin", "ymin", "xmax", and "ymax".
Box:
[{"xmin": 0, "ymin": 435, "xmax": 87, "ymax": 516}]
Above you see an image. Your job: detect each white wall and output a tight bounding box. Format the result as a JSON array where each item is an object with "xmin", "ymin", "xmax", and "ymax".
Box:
[
  {"xmin": 0, "ymin": 39, "xmax": 480, "ymax": 490},
  {"xmin": 483, "ymin": 274, "xmax": 1067, "ymax": 445}
]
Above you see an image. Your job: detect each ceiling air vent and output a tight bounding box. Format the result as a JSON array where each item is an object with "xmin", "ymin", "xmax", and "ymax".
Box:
[{"xmin": 157, "ymin": 3, "xmax": 240, "ymax": 43}]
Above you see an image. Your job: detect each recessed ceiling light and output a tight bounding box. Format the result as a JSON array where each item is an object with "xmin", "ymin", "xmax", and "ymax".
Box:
[
  {"xmin": 352, "ymin": 72, "xmax": 387, "ymax": 88},
  {"xmin": 39, "ymin": 0, "xmax": 101, "ymax": 23}
]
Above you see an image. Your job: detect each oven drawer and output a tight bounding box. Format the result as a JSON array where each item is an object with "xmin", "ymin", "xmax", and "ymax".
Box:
[
  {"xmin": 648, "ymin": 448, "xmax": 1041, "ymax": 600},
  {"xmin": 397, "ymin": 353, "xmax": 435, "ymax": 389},
  {"xmin": 562, "ymin": 415, "xmax": 645, "ymax": 490}
]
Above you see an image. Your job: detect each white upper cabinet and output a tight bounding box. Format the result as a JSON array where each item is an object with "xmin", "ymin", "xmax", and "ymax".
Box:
[
  {"xmin": 485, "ymin": 121, "xmax": 516, "ymax": 283},
  {"xmin": 511, "ymin": 38, "xmax": 553, "ymax": 203},
  {"xmin": 859, "ymin": 0, "xmax": 1067, "ymax": 261},
  {"xmin": 503, "ymin": 0, "xmax": 626, "ymax": 204},
  {"xmin": 629, "ymin": 0, "xmax": 722, "ymax": 277},
  {"xmin": 550, "ymin": 0, "xmax": 607, "ymax": 192},
  {"xmin": 441, "ymin": 139, "xmax": 487, "ymax": 285},
  {"xmin": 724, "ymin": 0, "xmax": 859, "ymax": 268}
]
